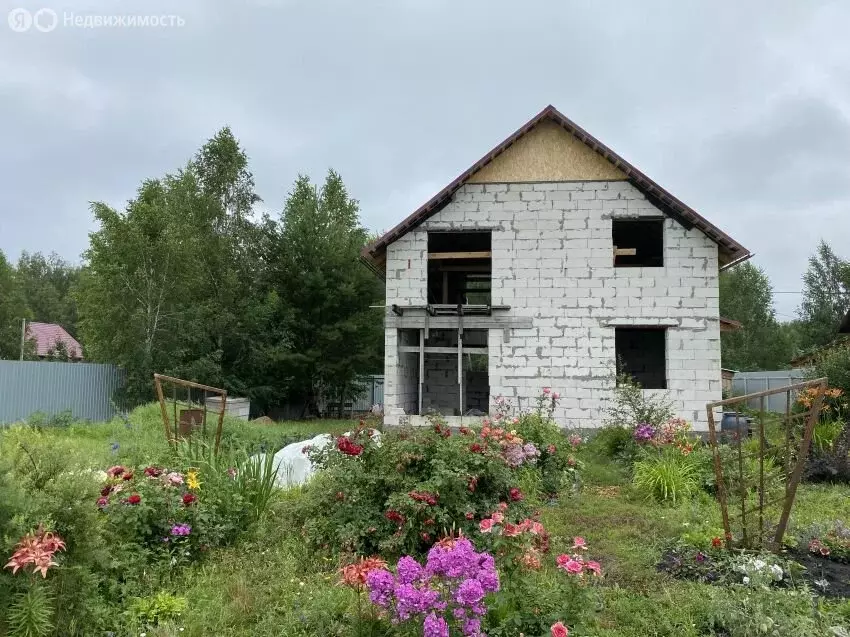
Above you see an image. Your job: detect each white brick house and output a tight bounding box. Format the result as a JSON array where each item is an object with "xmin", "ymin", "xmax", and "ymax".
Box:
[{"xmin": 362, "ymin": 106, "xmax": 750, "ymax": 431}]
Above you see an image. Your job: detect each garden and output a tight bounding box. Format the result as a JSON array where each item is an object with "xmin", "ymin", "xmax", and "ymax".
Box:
[{"xmin": 1, "ymin": 384, "xmax": 849, "ymax": 637}]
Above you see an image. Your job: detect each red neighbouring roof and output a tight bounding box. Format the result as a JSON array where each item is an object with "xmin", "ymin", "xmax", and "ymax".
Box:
[
  {"xmin": 27, "ymin": 322, "xmax": 83, "ymax": 359},
  {"xmin": 363, "ymin": 104, "xmax": 751, "ymax": 275}
]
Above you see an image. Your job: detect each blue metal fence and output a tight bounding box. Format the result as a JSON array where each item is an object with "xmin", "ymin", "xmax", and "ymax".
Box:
[{"xmin": 0, "ymin": 361, "xmax": 125, "ymax": 424}]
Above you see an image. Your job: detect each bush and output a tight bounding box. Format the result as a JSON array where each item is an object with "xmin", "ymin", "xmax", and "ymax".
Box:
[
  {"xmin": 293, "ymin": 420, "xmax": 562, "ymax": 558},
  {"xmin": 604, "ymin": 375, "xmax": 674, "ymax": 429}
]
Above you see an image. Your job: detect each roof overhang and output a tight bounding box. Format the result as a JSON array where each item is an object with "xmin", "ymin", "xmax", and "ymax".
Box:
[{"xmin": 363, "ymin": 105, "xmax": 751, "ymax": 277}]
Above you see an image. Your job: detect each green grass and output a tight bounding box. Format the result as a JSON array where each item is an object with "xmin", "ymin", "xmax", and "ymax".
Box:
[
  {"xmin": 3, "ymin": 415, "xmax": 848, "ymax": 636},
  {"xmin": 2, "ymin": 403, "xmax": 358, "ymax": 470}
]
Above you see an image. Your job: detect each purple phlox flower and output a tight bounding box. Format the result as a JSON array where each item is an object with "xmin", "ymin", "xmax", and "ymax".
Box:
[
  {"xmin": 633, "ymin": 423, "xmax": 656, "ymax": 443},
  {"xmin": 522, "ymin": 442, "xmax": 540, "ymax": 463},
  {"xmin": 170, "ymin": 524, "xmax": 191, "ymax": 536},
  {"xmin": 397, "ymin": 555, "xmax": 424, "ymax": 585},
  {"xmin": 394, "ymin": 583, "xmax": 440, "ymax": 620},
  {"xmin": 455, "ymin": 579, "xmax": 485, "ymax": 606},
  {"xmin": 366, "ymin": 569, "xmax": 394, "ymax": 607},
  {"xmin": 462, "ymin": 617, "xmax": 483, "ymax": 637},
  {"xmin": 423, "ymin": 612, "xmax": 449, "ymax": 637},
  {"xmin": 452, "ymin": 607, "xmax": 468, "ymax": 620},
  {"xmin": 503, "ymin": 443, "xmax": 526, "ymax": 467}
]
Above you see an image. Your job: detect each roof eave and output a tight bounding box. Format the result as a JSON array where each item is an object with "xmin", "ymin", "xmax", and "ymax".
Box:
[{"xmin": 367, "ymin": 104, "xmax": 750, "ymax": 269}]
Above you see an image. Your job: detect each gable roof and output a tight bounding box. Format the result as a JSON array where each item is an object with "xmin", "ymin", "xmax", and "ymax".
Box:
[
  {"xmin": 27, "ymin": 322, "xmax": 83, "ymax": 359},
  {"xmin": 363, "ymin": 104, "xmax": 751, "ymax": 275}
]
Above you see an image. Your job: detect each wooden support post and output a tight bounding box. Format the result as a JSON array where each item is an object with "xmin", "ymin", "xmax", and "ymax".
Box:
[
  {"xmin": 418, "ymin": 328, "xmax": 424, "ymax": 416},
  {"xmin": 154, "ymin": 375, "xmax": 172, "ymax": 447},
  {"xmin": 458, "ymin": 326, "xmax": 464, "ymax": 418}
]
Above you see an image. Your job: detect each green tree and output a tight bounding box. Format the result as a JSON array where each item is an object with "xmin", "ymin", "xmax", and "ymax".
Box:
[
  {"xmin": 798, "ymin": 240, "xmax": 850, "ymax": 350},
  {"xmin": 76, "ymin": 177, "xmax": 193, "ymax": 403},
  {"xmin": 268, "ymin": 171, "xmax": 383, "ymax": 415},
  {"xmin": 719, "ymin": 262, "xmax": 793, "ymax": 370},
  {"xmin": 0, "ymin": 251, "xmax": 33, "ymax": 360},
  {"xmin": 16, "ymin": 252, "xmax": 80, "ymax": 336},
  {"xmin": 169, "ymin": 128, "xmax": 265, "ymax": 394}
]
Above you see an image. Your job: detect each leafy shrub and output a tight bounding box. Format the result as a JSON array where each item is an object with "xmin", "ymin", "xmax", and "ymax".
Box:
[
  {"xmin": 632, "ymin": 448, "xmax": 699, "ymax": 503},
  {"xmin": 604, "ymin": 375, "xmax": 674, "ymax": 429},
  {"xmin": 511, "ymin": 411, "xmax": 582, "ymax": 497},
  {"xmin": 294, "ymin": 423, "xmax": 540, "ymax": 557},
  {"xmin": 588, "ymin": 425, "xmax": 637, "ymax": 462},
  {"xmin": 128, "ymin": 591, "xmax": 188, "ymax": 628}
]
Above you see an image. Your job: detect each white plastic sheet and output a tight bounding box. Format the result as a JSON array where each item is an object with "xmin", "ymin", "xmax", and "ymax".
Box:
[{"xmin": 258, "ymin": 430, "xmax": 381, "ymax": 488}]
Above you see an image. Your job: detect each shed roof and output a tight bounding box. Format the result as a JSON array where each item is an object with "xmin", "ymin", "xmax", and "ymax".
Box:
[{"xmin": 363, "ymin": 104, "xmax": 751, "ymax": 275}]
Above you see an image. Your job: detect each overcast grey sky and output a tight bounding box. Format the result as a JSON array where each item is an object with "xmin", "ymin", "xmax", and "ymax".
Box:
[{"xmin": 1, "ymin": 0, "xmax": 848, "ymax": 318}]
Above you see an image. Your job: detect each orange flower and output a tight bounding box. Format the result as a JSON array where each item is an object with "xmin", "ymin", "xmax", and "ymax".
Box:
[
  {"xmin": 4, "ymin": 525, "xmax": 66, "ymax": 578},
  {"xmin": 340, "ymin": 556, "xmax": 388, "ymax": 588}
]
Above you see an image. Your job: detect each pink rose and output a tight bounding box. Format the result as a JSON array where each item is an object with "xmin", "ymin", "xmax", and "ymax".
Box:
[
  {"xmin": 542, "ymin": 387, "xmax": 551, "ymax": 395},
  {"xmin": 571, "ymin": 536, "xmax": 587, "ymax": 550},
  {"xmin": 479, "ymin": 518, "xmax": 494, "ymax": 533},
  {"xmin": 552, "ymin": 392, "xmax": 560, "ymax": 400},
  {"xmin": 584, "ymin": 560, "xmax": 602, "ymax": 576},
  {"xmin": 551, "ymin": 622, "xmax": 569, "ymax": 637},
  {"xmin": 491, "ymin": 511, "xmax": 505, "ymax": 524},
  {"xmin": 566, "ymin": 559, "xmax": 584, "ymax": 574}
]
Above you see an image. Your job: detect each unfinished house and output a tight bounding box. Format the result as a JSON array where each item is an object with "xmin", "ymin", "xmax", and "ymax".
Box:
[{"xmin": 362, "ymin": 105, "xmax": 751, "ymax": 430}]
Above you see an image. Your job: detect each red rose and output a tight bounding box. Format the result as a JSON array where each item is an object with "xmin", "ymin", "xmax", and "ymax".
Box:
[
  {"xmin": 469, "ymin": 443, "xmax": 483, "ymax": 453},
  {"xmin": 182, "ymin": 493, "xmax": 197, "ymax": 506},
  {"xmin": 127, "ymin": 494, "xmax": 141, "ymax": 505},
  {"xmin": 711, "ymin": 537, "xmax": 723, "ymax": 548},
  {"xmin": 143, "ymin": 466, "xmax": 162, "ymax": 478},
  {"xmin": 424, "ymin": 518, "xmax": 435, "ymax": 526},
  {"xmin": 509, "ymin": 487, "xmax": 523, "ymax": 502},
  {"xmin": 122, "ymin": 472, "xmax": 134, "ymax": 481},
  {"xmin": 101, "ymin": 486, "xmax": 112, "ymax": 497},
  {"xmin": 385, "ymin": 510, "xmax": 405, "ymax": 525},
  {"xmin": 465, "ymin": 512, "xmax": 475, "ymax": 520},
  {"xmin": 421, "ymin": 533, "xmax": 431, "ymax": 542},
  {"xmin": 459, "ymin": 427, "xmax": 470, "ymax": 435},
  {"xmin": 337, "ymin": 436, "xmax": 363, "ymax": 456}
]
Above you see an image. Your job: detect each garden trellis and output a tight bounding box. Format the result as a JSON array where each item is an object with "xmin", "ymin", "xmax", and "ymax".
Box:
[
  {"xmin": 706, "ymin": 377, "xmax": 828, "ymax": 552},
  {"xmin": 153, "ymin": 373, "xmax": 227, "ymax": 456}
]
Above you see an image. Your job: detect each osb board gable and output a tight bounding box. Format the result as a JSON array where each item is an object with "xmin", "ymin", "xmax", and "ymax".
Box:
[{"xmin": 467, "ymin": 119, "xmax": 627, "ymax": 183}]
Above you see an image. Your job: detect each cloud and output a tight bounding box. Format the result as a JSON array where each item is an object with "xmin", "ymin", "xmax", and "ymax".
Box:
[{"xmin": 0, "ymin": 0, "xmax": 848, "ymax": 321}]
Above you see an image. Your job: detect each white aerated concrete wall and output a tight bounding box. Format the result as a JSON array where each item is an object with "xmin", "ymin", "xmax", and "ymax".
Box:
[{"xmin": 383, "ymin": 181, "xmax": 721, "ymax": 430}]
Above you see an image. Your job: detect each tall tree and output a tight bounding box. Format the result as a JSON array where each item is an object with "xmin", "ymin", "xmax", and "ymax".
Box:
[
  {"xmin": 171, "ymin": 128, "xmax": 264, "ymax": 393},
  {"xmin": 16, "ymin": 251, "xmax": 80, "ymax": 335},
  {"xmin": 798, "ymin": 240, "xmax": 850, "ymax": 350},
  {"xmin": 719, "ymin": 262, "xmax": 793, "ymax": 370},
  {"xmin": 76, "ymin": 177, "xmax": 193, "ymax": 403},
  {"xmin": 269, "ymin": 171, "xmax": 383, "ymax": 415},
  {"xmin": 0, "ymin": 251, "xmax": 32, "ymax": 360}
]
